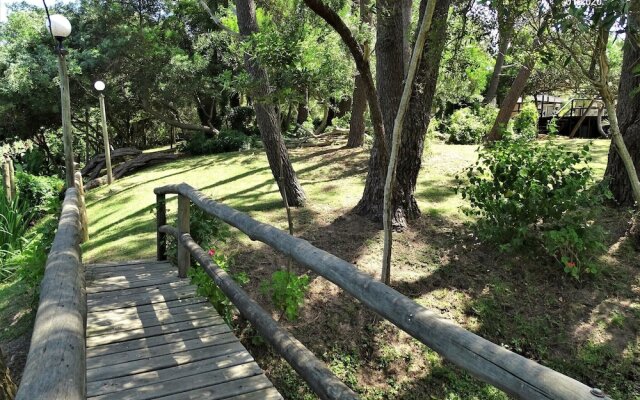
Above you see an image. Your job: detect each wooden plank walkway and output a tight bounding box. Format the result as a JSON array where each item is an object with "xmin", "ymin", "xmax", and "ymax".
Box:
[{"xmin": 85, "ymin": 260, "xmax": 282, "ymax": 400}]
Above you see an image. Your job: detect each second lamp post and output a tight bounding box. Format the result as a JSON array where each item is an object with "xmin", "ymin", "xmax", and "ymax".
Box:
[{"xmin": 94, "ymin": 80, "xmax": 113, "ymax": 184}]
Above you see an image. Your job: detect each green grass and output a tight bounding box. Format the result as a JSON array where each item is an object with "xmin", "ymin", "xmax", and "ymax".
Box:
[
  {"xmin": 81, "ymin": 138, "xmax": 636, "ymax": 399},
  {"xmin": 83, "ymin": 138, "xmax": 610, "ymax": 263}
]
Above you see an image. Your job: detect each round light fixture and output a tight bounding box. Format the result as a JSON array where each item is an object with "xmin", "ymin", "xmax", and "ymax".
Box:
[
  {"xmin": 94, "ymin": 80, "xmax": 106, "ymax": 91},
  {"xmin": 45, "ymin": 14, "xmax": 72, "ymax": 39}
]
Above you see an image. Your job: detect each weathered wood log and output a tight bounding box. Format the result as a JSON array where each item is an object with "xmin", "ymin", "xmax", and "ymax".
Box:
[
  {"xmin": 7, "ymin": 158, "xmax": 16, "ymax": 201},
  {"xmin": 177, "ymin": 195, "xmax": 191, "ymax": 278},
  {"xmin": 81, "ymin": 147, "xmax": 141, "ymax": 180},
  {"xmin": 155, "ymin": 183, "xmax": 606, "ymax": 400},
  {"xmin": 74, "ymin": 172, "xmax": 89, "ymax": 243},
  {"xmin": 16, "ymin": 188, "xmax": 85, "ymax": 400},
  {"xmin": 85, "ymin": 152, "xmax": 178, "ymax": 191},
  {"xmin": 1, "ymin": 158, "xmax": 11, "ymax": 202},
  {"xmin": 157, "ymin": 194, "xmax": 167, "ymax": 261},
  {"xmin": 158, "ymin": 225, "xmax": 358, "ymax": 400}
]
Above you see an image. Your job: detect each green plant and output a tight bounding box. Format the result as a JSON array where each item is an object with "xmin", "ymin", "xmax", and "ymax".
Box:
[
  {"xmin": 261, "ymin": 270, "xmax": 310, "ymax": 321},
  {"xmin": 188, "ymin": 251, "xmax": 248, "ymax": 326},
  {"xmin": 457, "ymin": 139, "xmax": 608, "ymax": 278},
  {"xmin": 11, "ymin": 213, "xmax": 59, "ymax": 289},
  {"xmin": 180, "ymin": 130, "xmax": 258, "ymax": 155},
  {"xmin": 15, "ymin": 172, "xmax": 64, "ymax": 217},
  {"xmin": 0, "ymin": 191, "xmax": 34, "ymax": 256},
  {"xmin": 446, "ymin": 106, "xmax": 498, "ymax": 144},
  {"xmin": 513, "ymin": 102, "xmax": 538, "ymax": 140}
]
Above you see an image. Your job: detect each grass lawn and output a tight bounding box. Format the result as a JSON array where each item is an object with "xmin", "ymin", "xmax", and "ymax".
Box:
[{"xmin": 82, "ymin": 137, "xmax": 639, "ymax": 399}]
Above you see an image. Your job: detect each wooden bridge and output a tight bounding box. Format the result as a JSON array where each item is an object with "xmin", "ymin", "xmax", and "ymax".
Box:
[{"xmin": 14, "ymin": 174, "xmax": 612, "ymax": 399}]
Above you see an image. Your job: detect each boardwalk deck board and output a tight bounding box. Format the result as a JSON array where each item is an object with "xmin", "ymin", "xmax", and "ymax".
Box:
[{"xmin": 86, "ymin": 260, "xmax": 281, "ymax": 400}]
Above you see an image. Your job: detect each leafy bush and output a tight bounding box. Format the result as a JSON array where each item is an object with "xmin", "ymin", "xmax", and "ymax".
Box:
[
  {"xmin": 16, "ymin": 172, "xmax": 64, "ymax": 216},
  {"xmin": 11, "ymin": 213, "xmax": 58, "ymax": 288},
  {"xmin": 261, "ymin": 270, "xmax": 310, "ymax": 321},
  {"xmin": 226, "ymin": 106, "xmax": 258, "ymax": 135},
  {"xmin": 446, "ymin": 106, "xmax": 498, "ymax": 144},
  {"xmin": 180, "ymin": 130, "xmax": 257, "ymax": 155},
  {"xmin": 513, "ymin": 102, "xmax": 539, "ymax": 139},
  {"xmin": 0, "ymin": 192, "xmax": 34, "ymax": 255},
  {"xmin": 457, "ymin": 139, "xmax": 608, "ymax": 279},
  {"xmin": 188, "ymin": 252, "xmax": 249, "ymax": 326}
]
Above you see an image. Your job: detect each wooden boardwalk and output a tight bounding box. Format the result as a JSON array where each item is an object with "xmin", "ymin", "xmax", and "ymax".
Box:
[{"xmin": 85, "ymin": 260, "xmax": 282, "ymax": 400}]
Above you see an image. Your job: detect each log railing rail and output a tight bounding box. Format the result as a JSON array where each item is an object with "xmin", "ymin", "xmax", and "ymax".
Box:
[
  {"xmin": 16, "ymin": 176, "xmax": 88, "ymax": 400},
  {"xmin": 155, "ymin": 182, "xmax": 609, "ymax": 400}
]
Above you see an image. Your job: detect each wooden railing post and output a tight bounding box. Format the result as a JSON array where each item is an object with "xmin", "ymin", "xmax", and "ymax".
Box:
[
  {"xmin": 156, "ymin": 193, "xmax": 167, "ymax": 261},
  {"xmin": 2, "ymin": 157, "xmax": 12, "ymax": 202},
  {"xmin": 73, "ymin": 172, "xmax": 89, "ymax": 243},
  {"xmin": 177, "ymin": 194, "xmax": 190, "ymax": 278}
]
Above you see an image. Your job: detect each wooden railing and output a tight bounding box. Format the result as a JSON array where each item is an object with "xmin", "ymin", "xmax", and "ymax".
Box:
[
  {"xmin": 155, "ymin": 183, "xmax": 609, "ymax": 400},
  {"xmin": 16, "ymin": 173, "xmax": 88, "ymax": 400}
]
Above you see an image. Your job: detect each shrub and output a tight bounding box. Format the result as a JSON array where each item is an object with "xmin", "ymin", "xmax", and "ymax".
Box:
[
  {"xmin": 446, "ymin": 106, "xmax": 498, "ymax": 144},
  {"xmin": 0, "ymin": 192, "xmax": 34, "ymax": 255},
  {"xmin": 226, "ymin": 106, "xmax": 258, "ymax": 135},
  {"xmin": 261, "ymin": 270, "xmax": 310, "ymax": 321},
  {"xmin": 16, "ymin": 172, "xmax": 64, "ymax": 216},
  {"xmin": 457, "ymin": 139, "xmax": 608, "ymax": 279},
  {"xmin": 513, "ymin": 102, "xmax": 539, "ymax": 139},
  {"xmin": 180, "ymin": 130, "xmax": 257, "ymax": 155}
]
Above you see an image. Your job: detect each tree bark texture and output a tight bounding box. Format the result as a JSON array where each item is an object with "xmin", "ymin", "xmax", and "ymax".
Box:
[
  {"xmin": 235, "ymin": 0, "xmax": 306, "ymax": 206},
  {"xmin": 487, "ymin": 58, "xmax": 535, "ymax": 141},
  {"xmin": 483, "ymin": 25, "xmax": 512, "ymax": 105},
  {"xmin": 355, "ymin": 0, "xmax": 451, "ymax": 225},
  {"xmin": 347, "ymin": 73, "xmax": 368, "ymax": 147},
  {"xmin": 0, "ymin": 348, "xmax": 16, "ymax": 400},
  {"xmin": 347, "ymin": 0, "xmax": 371, "ymax": 148},
  {"xmin": 605, "ymin": 2, "xmax": 640, "ymax": 206}
]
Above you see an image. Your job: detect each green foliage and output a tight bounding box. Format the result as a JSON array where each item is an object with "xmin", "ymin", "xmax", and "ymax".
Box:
[
  {"xmin": 15, "ymin": 171, "xmax": 64, "ymax": 217},
  {"xmin": 190, "ymin": 207, "xmax": 231, "ymax": 248},
  {"xmin": 446, "ymin": 106, "xmax": 497, "ymax": 144},
  {"xmin": 0, "ymin": 192, "xmax": 34, "ymax": 257},
  {"xmin": 227, "ymin": 107, "xmax": 258, "ymax": 135},
  {"xmin": 12, "ymin": 213, "xmax": 58, "ymax": 289},
  {"xmin": 512, "ymin": 102, "xmax": 538, "ymax": 139},
  {"xmin": 188, "ymin": 252, "xmax": 248, "ymax": 326},
  {"xmin": 261, "ymin": 270, "xmax": 310, "ymax": 321},
  {"xmin": 180, "ymin": 130, "xmax": 258, "ymax": 156},
  {"xmin": 457, "ymin": 139, "xmax": 608, "ymax": 278}
]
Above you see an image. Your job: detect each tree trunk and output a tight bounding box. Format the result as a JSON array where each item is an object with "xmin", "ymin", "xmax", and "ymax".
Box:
[
  {"xmin": 347, "ymin": 0, "xmax": 371, "ymax": 148},
  {"xmin": 605, "ymin": 3, "xmax": 640, "ymax": 206},
  {"xmin": 0, "ymin": 348, "xmax": 16, "ymax": 400},
  {"xmin": 235, "ymin": 0, "xmax": 306, "ymax": 206},
  {"xmin": 486, "ymin": 58, "xmax": 535, "ymax": 141},
  {"xmin": 347, "ymin": 73, "xmax": 367, "ymax": 147},
  {"xmin": 296, "ymin": 90, "xmax": 309, "ymax": 124},
  {"xmin": 483, "ymin": 25, "xmax": 513, "ymax": 106},
  {"xmin": 402, "ymin": 0, "xmax": 412, "ymax": 75},
  {"xmin": 355, "ymin": 0, "xmax": 450, "ymax": 225},
  {"xmin": 382, "ymin": 0, "xmax": 437, "ymax": 285}
]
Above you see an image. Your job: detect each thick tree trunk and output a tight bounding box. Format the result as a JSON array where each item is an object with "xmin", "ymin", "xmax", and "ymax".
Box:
[
  {"xmin": 296, "ymin": 90, "xmax": 309, "ymax": 124},
  {"xmin": 605, "ymin": 4, "xmax": 640, "ymax": 206},
  {"xmin": 347, "ymin": 0, "xmax": 371, "ymax": 148},
  {"xmin": 486, "ymin": 58, "xmax": 535, "ymax": 141},
  {"xmin": 347, "ymin": 73, "xmax": 367, "ymax": 147},
  {"xmin": 235, "ymin": 0, "xmax": 306, "ymax": 206},
  {"xmin": 0, "ymin": 348, "xmax": 16, "ymax": 400},
  {"xmin": 402, "ymin": 0, "xmax": 412, "ymax": 74},
  {"xmin": 355, "ymin": 0, "xmax": 451, "ymax": 225},
  {"xmin": 483, "ymin": 26, "xmax": 512, "ymax": 105}
]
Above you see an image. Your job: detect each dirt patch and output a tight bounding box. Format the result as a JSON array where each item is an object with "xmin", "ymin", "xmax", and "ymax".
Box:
[
  {"xmin": 226, "ymin": 193, "xmax": 639, "ymax": 399},
  {"xmin": 1, "ymin": 329, "xmax": 31, "ymax": 386}
]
